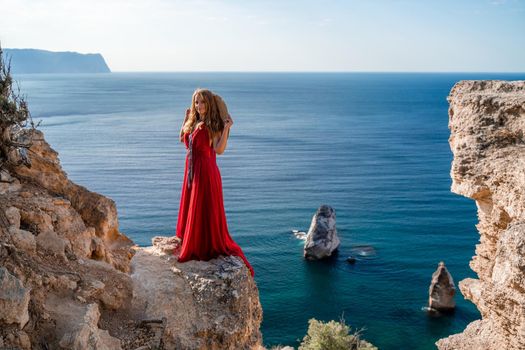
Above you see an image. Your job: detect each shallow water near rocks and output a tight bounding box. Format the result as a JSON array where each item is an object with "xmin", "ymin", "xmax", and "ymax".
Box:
[{"xmin": 15, "ymin": 72, "xmax": 525, "ymax": 350}]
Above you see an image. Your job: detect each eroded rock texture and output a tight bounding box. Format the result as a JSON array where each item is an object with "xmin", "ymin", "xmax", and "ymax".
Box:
[{"xmin": 436, "ymin": 80, "xmax": 525, "ymax": 350}]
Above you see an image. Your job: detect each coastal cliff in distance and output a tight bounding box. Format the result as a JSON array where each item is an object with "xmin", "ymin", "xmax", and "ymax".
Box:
[
  {"xmin": 3, "ymin": 48, "xmax": 111, "ymax": 73},
  {"xmin": 0, "ymin": 129, "xmax": 263, "ymax": 349},
  {"xmin": 437, "ymin": 81, "xmax": 525, "ymax": 349}
]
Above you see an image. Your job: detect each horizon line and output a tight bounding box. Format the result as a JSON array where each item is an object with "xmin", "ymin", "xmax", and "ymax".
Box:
[{"xmin": 19, "ymin": 70, "xmax": 525, "ymax": 75}]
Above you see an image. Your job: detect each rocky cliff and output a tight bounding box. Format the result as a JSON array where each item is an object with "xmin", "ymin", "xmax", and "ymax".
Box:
[
  {"xmin": 437, "ymin": 81, "xmax": 525, "ymax": 349},
  {"xmin": 0, "ymin": 130, "xmax": 263, "ymax": 349}
]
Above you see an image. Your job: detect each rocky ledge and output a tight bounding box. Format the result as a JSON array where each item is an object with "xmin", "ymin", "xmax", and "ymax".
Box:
[
  {"xmin": 0, "ymin": 130, "xmax": 263, "ymax": 349},
  {"xmin": 437, "ymin": 80, "xmax": 525, "ymax": 349}
]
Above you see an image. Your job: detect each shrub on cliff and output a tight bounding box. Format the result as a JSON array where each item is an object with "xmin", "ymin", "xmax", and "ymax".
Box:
[
  {"xmin": 298, "ymin": 316, "xmax": 377, "ymax": 350},
  {"xmin": 0, "ymin": 43, "xmax": 38, "ymax": 172}
]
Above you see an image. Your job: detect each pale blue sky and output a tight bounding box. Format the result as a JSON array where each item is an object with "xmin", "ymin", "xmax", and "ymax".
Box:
[{"xmin": 1, "ymin": 0, "xmax": 524, "ymax": 72}]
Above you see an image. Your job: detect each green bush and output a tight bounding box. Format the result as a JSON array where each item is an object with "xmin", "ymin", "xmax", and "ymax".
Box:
[{"xmin": 298, "ymin": 317, "xmax": 377, "ymax": 350}]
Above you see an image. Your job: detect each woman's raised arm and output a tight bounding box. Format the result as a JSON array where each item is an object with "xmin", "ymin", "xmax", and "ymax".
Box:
[{"xmin": 213, "ymin": 116, "xmax": 233, "ymax": 155}]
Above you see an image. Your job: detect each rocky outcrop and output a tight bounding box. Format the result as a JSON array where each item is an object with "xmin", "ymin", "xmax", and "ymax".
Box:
[
  {"xmin": 304, "ymin": 205, "xmax": 340, "ymax": 260},
  {"xmin": 131, "ymin": 237, "xmax": 262, "ymax": 349},
  {"xmin": 0, "ymin": 129, "xmax": 263, "ymax": 349},
  {"xmin": 5, "ymin": 130, "xmax": 132, "ymax": 272},
  {"xmin": 437, "ymin": 81, "xmax": 525, "ymax": 349},
  {"xmin": 428, "ymin": 261, "xmax": 456, "ymax": 312}
]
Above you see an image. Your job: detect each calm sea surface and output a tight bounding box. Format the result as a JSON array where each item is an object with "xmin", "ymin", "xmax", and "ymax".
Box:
[{"xmin": 15, "ymin": 72, "xmax": 525, "ymax": 349}]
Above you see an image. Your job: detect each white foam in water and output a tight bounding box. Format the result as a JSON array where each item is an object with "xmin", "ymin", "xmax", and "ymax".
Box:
[
  {"xmin": 350, "ymin": 245, "xmax": 377, "ymax": 257},
  {"xmin": 292, "ymin": 229, "xmax": 307, "ymax": 240},
  {"xmin": 421, "ymin": 306, "xmax": 442, "ymax": 317}
]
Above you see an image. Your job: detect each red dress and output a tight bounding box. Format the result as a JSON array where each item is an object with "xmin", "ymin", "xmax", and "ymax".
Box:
[{"xmin": 175, "ymin": 124, "xmax": 255, "ymax": 277}]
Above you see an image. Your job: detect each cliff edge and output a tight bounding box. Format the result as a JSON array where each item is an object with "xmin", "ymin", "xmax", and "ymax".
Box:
[
  {"xmin": 437, "ymin": 80, "xmax": 525, "ymax": 349},
  {"xmin": 0, "ymin": 129, "xmax": 263, "ymax": 349}
]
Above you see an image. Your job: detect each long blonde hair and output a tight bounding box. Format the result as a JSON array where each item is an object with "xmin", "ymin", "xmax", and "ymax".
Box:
[{"xmin": 182, "ymin": 89, "xmax": 224, "ymax": 139}]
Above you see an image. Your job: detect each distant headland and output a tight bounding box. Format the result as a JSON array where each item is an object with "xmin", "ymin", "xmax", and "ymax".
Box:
[{"xmin": 2, "ymin": 48, "xmax": 111, "ymax": 73}]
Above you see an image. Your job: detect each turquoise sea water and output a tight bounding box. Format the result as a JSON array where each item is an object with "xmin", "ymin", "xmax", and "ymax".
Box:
[{"xmin": 15, "ymin": 72, "xmax": 525, "ymax": 349}]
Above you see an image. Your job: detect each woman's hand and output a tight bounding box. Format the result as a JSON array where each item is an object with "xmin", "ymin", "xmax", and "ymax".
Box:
[
  {"xmin": 180, "ymin": 108, "xmax": 191, "ymax": 142},
  {"xmin": 224, "ymin": 114, "xmax": 233, "ymax": 129}
]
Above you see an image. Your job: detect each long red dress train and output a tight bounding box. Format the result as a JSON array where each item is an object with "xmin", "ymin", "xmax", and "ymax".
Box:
[{"xmin": 175, "ymin": 124, "xmax": 255, "ymax": 277}]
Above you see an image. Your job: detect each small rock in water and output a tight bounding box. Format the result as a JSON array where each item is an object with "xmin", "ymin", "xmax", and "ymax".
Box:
[{"xmin": 346, "ymin": 256, "xmax": 356, "ymax": 264}]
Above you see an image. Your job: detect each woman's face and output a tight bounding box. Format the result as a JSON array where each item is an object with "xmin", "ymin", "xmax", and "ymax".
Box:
[{"xmin": 194, "ymin": 94, "xmax": 207, "ymax": 118}]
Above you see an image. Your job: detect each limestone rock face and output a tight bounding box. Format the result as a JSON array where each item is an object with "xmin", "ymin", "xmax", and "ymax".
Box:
[
  {"xmin": 0, "ymin": 129, "xmax": 264, "ymax": 349},
  {"xmin": 58, "ymin": 303, "xmax": 122, "ymax": 350},
  {"xmin": 436, "ymin": 80, "xmax": 525, "ymax": 350},
  {"xmin": 11, "ymin": 129, "xmax": 134, "ymax": 273},
  {"xmin": 4, "ymin": 206, "xmax": 20, "ymax": 227},
  {"xmin": 8, "ymin": 226, "xmax": 36, "ymax": 253},
  {"xmin": 428, "ymin": 261, "xmax": 456, "ymax": 311},
  {"xmin": 304, "ymin": 205, "xmax": 340, "ymax": 260},
  {"xmin": 131, "ymin": 236, "xmax": 263, "ymax": 350},
  {"xmin": 35, "ymin": 229, "xmax": 70, "ymax": 261},
  {"xmin": 0, "ymin": 267, "xmax": 30, "ymax": 328}
]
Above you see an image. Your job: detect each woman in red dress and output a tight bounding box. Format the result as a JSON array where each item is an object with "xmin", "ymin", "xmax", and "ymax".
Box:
[{"xmin": 174, "ymin": 88, "xmax": 255, "ymax": 278}]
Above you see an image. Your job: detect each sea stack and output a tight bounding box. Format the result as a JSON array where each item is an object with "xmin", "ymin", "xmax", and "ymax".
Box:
[
  {"xmin": 428, "ymin": 261, "xmax": 456, "ymax": 312},
  {"xmin": 304, "ymin": 205, "xmax": 340, "ymax": 260}
]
